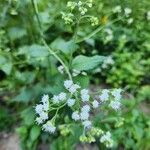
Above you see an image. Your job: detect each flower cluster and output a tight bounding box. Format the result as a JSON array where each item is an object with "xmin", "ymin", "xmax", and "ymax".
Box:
[
  {"xmin": 112, "ymin": 6, "xmax": 133, "ymax": 25},
  {"xmin": 105, "ymin": 28, "xmax": 113, "ymax": 42},
  {"xmin": 35, "ymin": 94, "xmax": 49, "ymax": 125},
  {"xmin": 100, "ymin": 131, "xmax": 114, "ymax": 148},
  {"xmin": 61, "ymin": 0, "xmax": 99, "ymax": 26},
  {"xmin": 101, "ymin": 56, "xmax": 114, "ymax": 69},
  {"xmin": 147, "ymin": 11, "xmax": 150, "ymax": 20},
  {"xmin": 35, "ymin": 79, "xmax": 123, "ymax": 147}
]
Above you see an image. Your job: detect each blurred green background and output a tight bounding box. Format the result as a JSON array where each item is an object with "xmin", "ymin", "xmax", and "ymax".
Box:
[{"xmin": 0, "ymin": 0, "xmax": 150, "ymax": 150}]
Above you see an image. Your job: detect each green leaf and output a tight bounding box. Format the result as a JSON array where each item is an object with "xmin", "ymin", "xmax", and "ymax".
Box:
[
  {"xmin": 72, "ymin": 55, "xmax": 105, "ymax": 71},
  {"xmin": 1, "ymin": 62, "xmax": 12, "ymax": 75},
  {"xmin": 74, "ymin": 75, "xmax": 89, "ymax": 88},
  {"xmin": 0, "ymin": 55, "xmax": 12, "ymax": 75},
  {"xmin": 30, "ymin": 125, "xmax": 41, "ymax": 142},
  {"xmin": 12, "ymin": 87, "xmax": 33, "ymax": 103},
  {"xmin": 28, "ymin": 44, "xmax": 49, "ymax": 57},
  {"xmin": 21, "ymin": 107, "xmax": 35, "ymax": 126},
  {"xmin": 8, "ymin": 27, "xmax": 27, "ymax": 40},
  {"xmin": 51, "ymin": 38, "xmax": 78, "ymax": 55}
]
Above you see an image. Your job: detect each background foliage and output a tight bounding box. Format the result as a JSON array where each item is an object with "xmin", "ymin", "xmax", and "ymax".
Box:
[{"xmin": 0, "ymin": 0, "xmax": 150, "ymax": 150}]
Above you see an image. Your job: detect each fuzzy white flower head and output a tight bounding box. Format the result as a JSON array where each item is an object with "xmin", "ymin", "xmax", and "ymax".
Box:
[
  {"xmin": 105, "ymin": 28, "xmax": 113, "ymax": 35},
  {"xmin": 147, "ymin": 11, "xmax": 150, "ymax": 20},
  {"xmin": 42, "ymin": 121, "xmax": 56, "ymax": 133},
  {"xmin": 105, "ymin": 56, "xmax": 114, "ymax": 65},
  {"xmin": 67, "ymin": 98, "xmax": 75, "ymax": 107},
  {"xmin": 99, "ymin": 89, "xmax": 109, "ymax": 102},
  {"xmin": 41, "ymin": 94, "xmax": 49, "ymax": 104},
  {"xmin": 81, "ymin": 105, "xmax": 90, "ymax": 112},
  {"xmin": 39, "ymin": 112, "xmax": 48, "ymax": 121},
  {"xmin": 100, "ymin": 131, "xmax": 113, "ymax": 148},
  {"xmin": 43, "ymin": 102, "xmax": 49, "ymax": 112},
  {"xmin": 36, "ymin": 117, "xmax": 44, "ymax": 125},
  {"xmin": 109, "ymin": 100, "xmax": 121, "ymax": 110},
  {"xmin": 72, "ymin": 111, "xmax": 80, "ymax": 121},
  {"xmin": 35, "ymin": 104, "xmax": 43, "ymax": 114},
  {"xmin": 124, "ymin": 7, "xmax": 132, "ymax": 17},
  {"xmin": 69, "ymin": 84, "xmax": 80, "ymax": 94},
  {"xmin": 100, "ymin": 131, "xmax": 111, "ymax": 142},
  {"xmin": 127, "ymin": 18, "xmax": 133, "ymax": 24},
  {"xmin": 92, "ymin": 100, "xmax": 99, "ymax": 108},
  {"xmin": 82, "ymin": 120, "xmax": 92, "ymax": 129},
  {"xmin": 64, "ymin": 80, "xmax": 73, "ymax": 89},
  {"xmin": 57, "ymin": 65, "xmax": 64, "ymax": 74},
  {"xmin": 59, "ymin": 92, "xmax": 66, "ymax": 101},
  {"xmin": 52, "ymin": 95, "xmax": 60, "ymax": 104},
  {"xmin": 111, "ymin": 89, "xmax": 122, "ymax": 101},
  {"xmin": 80, "ymin": 111, "xmax": 89, "ymax": 120},
  {"xmin": 81, "ymin": 89, "xmax": 89, "ymax": 95},
  {"xmin": 81, "ymin": 94, "xmax": 90, "ymax": 102},
  {"xmin": 113, "ymin": 5, "xmax": 121, "ymax": 13}
]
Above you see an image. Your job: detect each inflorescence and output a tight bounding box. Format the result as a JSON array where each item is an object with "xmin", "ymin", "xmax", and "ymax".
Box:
[{"xmin": 35, "ymin": 79, "xmax": 123, "ymax": 147}]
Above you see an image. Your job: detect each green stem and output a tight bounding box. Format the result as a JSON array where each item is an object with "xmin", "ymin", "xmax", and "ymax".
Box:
[
  {"xmin": 31, "ymin": 0, "xmax": 72, "ymax": 80},
  {"xmin": 76, "ymin": 17, "xmax": 123, "ymax": 43}
]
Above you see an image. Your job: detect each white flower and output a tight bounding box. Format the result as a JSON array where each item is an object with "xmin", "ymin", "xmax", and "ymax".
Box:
[
  {"xmin": 41, "ymin": 94, "xmax": 49, "ymax": 104},
  {"xmin": 92, "ymin": 100, "xmax": 99, "ymax": 108},
  {"xmin": 43, "ymin": 102, "xmax": 49, "ymax": 111},
  {"xmin": 82, "ymin": 120, "xmax": 92, "ymax": 129},
  {"xmin": 105, "ymin": 34, "xmax": 113, "ymax": 42},
  {"xmin": 81, "ymin": 89, "xmax": 90, "ymax": 102},
  {"xmin": 127, "ymin": 18, "xmax": 133, "ymax": 24},
  {"xmin": 124, "ymin": 8, "xmax": 132, "ymax": 17},
  {"xmin": 81, "ymin": 105, "xmax": 90, "ymax": 112},
  {"xmin": 36, "ymin": 117, "xmax": 44, "ymax": 125},
  {"xmin": 100, "ymin": 131, "xmax": 113, "ymax": 148},
  {"xmin": 68, "ymin": 84, "xmax": 80, "ymax": 94},
  {"xmin": 35, "ymin": 104, "xmax": 43, "ymax": 114},
  {"xmin": 64, "ymin": 80, "xmax": 73, "ymax": 89},
  {"xmin": 52, "ymin": 95, "xmax": 60, "ymax": 104},
  {"xmin": 99, "ymin": 89, "xmax": 109, "ymax": 102},
  {"xmin": 39, "ymin": 112, "xmax": 48, "ymax": 121},
  {"xmin": 80, "ymin": 111, "xmax": 89, "ymax": 120},
  {"xmin": 72, "ymin": 111, "xmax": 80, "ymax": 121},
  {"xmin": 42, "ymin": 121, "xmax": 56, "ymax": 133},
  {"xmin": 59, "ymin": 92, "xmax": 66, "ymax": 101},
  {"xmin": 109, "ymin": 100, "xmax": 121, "ymax": 110},
  {"xmin": 81, "ymin": 89, "xmax": 89, "ymax": 95},
  {"xmin": 105, "ymin": 28, "xmax": 113, "ymax": 35},
  {"xmin": 67, "ymin": 98, "xmax": 75, "ymax": 107},
  {"xmin": 113, "ymin": 5, "xmax": 121, "ymax": 13},
  {"xmin": 147, "ymin": 11, "xmax": 150, "ymax": 20},
  {"xmin": 111, "ymin": 89, "xmax": 122, "ymax": 101},
  {"xmin": 81, "ymin": 94, "xmax": 90, "ymax": 102},
  {"xmin": 57, "ymin": 65, "xmax": 64, "ymax": 74}
]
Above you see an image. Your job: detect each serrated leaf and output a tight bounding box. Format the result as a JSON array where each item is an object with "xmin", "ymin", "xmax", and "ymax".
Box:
[
  {"xmin": 1, "ymin": 62, "xmax": 12, "ymax": 75},
  {"xmin": 51, "ymin": 38, "xmax": 78, "ymax": 55},
  {"xmin": 72, "ymin": 55, "xmax": 105, "ymax": 71},
  {"xmin": 28, "ymin": 44, "xmax": 49, "ymax": 57}
]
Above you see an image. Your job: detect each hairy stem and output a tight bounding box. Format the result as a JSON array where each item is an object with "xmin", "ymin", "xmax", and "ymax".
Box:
[{"xmin": 31, "ymin": 0, "xmax": 72, "ymax": 80}]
